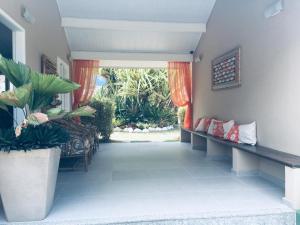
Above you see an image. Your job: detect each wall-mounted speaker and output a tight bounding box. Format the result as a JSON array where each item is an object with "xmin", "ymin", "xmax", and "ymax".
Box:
[
  {"xmin": 194, "ymin": 54, "xmax": 203, "ymax": 63},
  {"xmin": 21, "ymin": 6, "xmax": 36, "ymax": 24}
]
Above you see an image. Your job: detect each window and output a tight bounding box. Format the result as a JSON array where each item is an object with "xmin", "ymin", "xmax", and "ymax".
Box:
[{"xmin": 0, "ymin": 75, "xmax": 5, "ymax": 92}]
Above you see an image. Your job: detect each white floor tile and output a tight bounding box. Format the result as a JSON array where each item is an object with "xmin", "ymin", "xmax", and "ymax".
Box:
[{"xmin": 0, "ymin": 142, "xmax": 294, "ymax": 224}]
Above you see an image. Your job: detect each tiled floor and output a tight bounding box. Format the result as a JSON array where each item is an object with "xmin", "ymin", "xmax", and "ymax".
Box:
[{"xmin": 0, "ymin": 142, "xmax": 295, "ymax": 225}]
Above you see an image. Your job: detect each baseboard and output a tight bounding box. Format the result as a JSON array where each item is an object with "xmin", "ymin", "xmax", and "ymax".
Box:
[{"xmin": 282, "ymin": 197, "xmax": 295, "ymax": 209}]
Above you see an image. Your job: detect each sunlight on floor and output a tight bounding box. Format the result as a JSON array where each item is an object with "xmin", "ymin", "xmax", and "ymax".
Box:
[{"xmin": 110, "ymin": 129, "xmax": 180, "ymax": 142}]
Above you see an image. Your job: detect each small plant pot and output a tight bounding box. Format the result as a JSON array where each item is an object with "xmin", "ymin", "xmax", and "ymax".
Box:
[{"xmin": 0, "ymin": 147, "xmax": 61, "ymax": 222}]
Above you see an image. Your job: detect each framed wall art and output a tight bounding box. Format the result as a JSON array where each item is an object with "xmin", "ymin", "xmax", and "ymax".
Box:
[{"xmin": 211, "ymin": 47, "xmax": 241, "ymax": 90}]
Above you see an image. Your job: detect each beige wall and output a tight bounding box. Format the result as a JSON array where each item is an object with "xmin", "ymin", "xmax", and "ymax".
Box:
[
  {"xmin": 193, "ymin": 0, "xmax": 300, "ymax": 156},
  {"xmin": 0, "ymin": 0, "xmax": 69, "ymax": 71}
]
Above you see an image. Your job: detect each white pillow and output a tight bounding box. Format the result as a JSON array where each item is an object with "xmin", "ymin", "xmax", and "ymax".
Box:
[
  {"xmin": 195, "ymin": 118, "xmax": 205, "ymax": 131},
  {"xmin": 239, "ymin": 122, "xmax": 257, "ymax": 145},
  {"xmin": 223, "ymin": 120, "xmax": 235, "ymax": 138},
  {"xmin": 207, "ymin": 119, "xmax": 216, "ymax": 135}
]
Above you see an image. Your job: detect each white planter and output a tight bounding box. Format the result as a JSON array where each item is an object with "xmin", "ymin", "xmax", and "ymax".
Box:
[{"xmin": 0, "ymin": 147, "xmax": 61, "ymax": 222}]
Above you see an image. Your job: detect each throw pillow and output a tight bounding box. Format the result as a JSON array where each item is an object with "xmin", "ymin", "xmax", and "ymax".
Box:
[
  {"xmin": 239, "ymin": 122, "xmax": 257, "ymax": 145},
  {"xmin": 223, "ymin": 120, "xmax": 235, "ymax": 138}
]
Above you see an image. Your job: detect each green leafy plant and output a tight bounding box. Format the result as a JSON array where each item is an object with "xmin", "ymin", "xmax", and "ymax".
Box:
[
  {"xmin": 81, "ymin": 98, "xmax": 115, "ymax": 141},
  {"xmin": 95, "ymin": 68, "xmax": 177, "ymax": 127},
  {"xmin": 0, "ymin": 123, "xmax": 70, "ymax": 151},
  {"xmin": 112, "ymin": 118, "xmax": 126, "ymax": 128},
  {"xmin": 0, "ymin": 55, "xmax": 96, "ymax": 150}
]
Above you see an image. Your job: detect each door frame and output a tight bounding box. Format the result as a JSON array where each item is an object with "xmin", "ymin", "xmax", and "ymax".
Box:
[{"xmin": 0, "ymin": 8, "xmax": 26, "ymax": 126}]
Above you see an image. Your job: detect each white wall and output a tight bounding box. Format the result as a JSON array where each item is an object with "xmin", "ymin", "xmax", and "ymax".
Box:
[
  {"xmin": 0, "ymin": 0, "xmax": 69, "ymax": 71},
  {"xmin": 193, "ymin": 0, "xmax": 300, "ymax": 158}
]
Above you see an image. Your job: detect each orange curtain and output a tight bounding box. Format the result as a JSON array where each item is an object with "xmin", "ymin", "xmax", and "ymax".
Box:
[
  {"xmin": 72, "ymin": 60, "xmax": 100, "ymax": 109},
  {"xmin": 168, "ymin": 62, "xmax": 192, "ymax": 129}
]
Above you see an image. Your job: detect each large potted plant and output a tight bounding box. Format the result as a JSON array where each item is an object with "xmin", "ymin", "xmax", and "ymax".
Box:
[{"xmin": 0, "ymin": 55, "xmax": 95, "ymax": 222}]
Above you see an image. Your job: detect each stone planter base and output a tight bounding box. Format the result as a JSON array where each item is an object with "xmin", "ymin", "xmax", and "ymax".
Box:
[{"xmin": 0, "ymin": 147, "xmax": 61, "ymax": 222}]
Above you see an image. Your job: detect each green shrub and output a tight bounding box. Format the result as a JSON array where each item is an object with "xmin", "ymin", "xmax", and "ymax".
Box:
[
  {"xmin": 81, "ymin": 98, "xmax": 115, "ymax": 141},
  {"xmin": 136, "ymin": 122, "xmax": 150, "ymax": 129},
  {"xmin": 177, "ymin": 107, "xmax": 186, "ymax": 127},
  {"xmin": 112, "ymin": 118, "xmax": 126, "ymax": 128}
]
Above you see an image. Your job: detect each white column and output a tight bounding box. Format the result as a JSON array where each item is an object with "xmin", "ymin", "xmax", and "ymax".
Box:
[
  {"xmin": 206, "ymin": 140, "xmax": 230, "ymax": 160},
  {"xmin": 180, "ymin": 129, "xmax": 191, "ymax": 143},
  {"xmin": 232, "ymin": 147, "xmax": 259, "ymax": 176},
  {"xmin": 192, "ymin": 134, "xmax": 207, "ymax": 151},
  {"xmin": 284, "ymin": 166, "xmax": 300, "ymax": 209}
]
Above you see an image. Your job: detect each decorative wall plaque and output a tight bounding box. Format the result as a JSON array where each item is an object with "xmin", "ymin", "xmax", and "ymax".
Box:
[
  {"xmin": 211, "ymin": 47, "xmax": 241, "ymax": 90},
  {"xmin": 41, "ymin": 54, "xmax": 57, "ymax": 74}
]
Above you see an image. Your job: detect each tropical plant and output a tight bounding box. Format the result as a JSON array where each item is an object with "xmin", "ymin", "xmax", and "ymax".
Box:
[
  {"xmin": 0, "ymin": 55, "xmax": 96, "ymax": 150},
  {"xmin": 0, "ymin": 123, "xmax": 70, "ymax": 151},
  {"xmin": 81, "ymin": 98, "xmax": 115, "ymax": 141},
  {"xmin": 95, "ymin": 68, "xmax": 177, "ymax": 127}
]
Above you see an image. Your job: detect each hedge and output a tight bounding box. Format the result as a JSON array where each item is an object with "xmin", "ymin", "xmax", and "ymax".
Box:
[{"xmin": 81, "ymin": 98, "xmax": 115, "ymax": 141}]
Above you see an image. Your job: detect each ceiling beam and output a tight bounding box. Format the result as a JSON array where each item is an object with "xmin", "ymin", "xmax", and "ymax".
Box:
[
  {"xmin": 100, "ymin": 60, "xmax": 167, "ymax": 69},
  {"xmin": 71, "ymin": 51, "xmax": 193, "ymax": 62},
  {"xmin": 62, "ymin": 17, "xmax": 206, "ymax": 33}
]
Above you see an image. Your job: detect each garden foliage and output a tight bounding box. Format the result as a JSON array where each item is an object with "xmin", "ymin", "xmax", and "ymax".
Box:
[
  {"xmin": 81, "ymin": 98, "xmax": 115, "ymax": 141},
  {"xmin": 95, "ymin": 68, "xmax": 177, "ymax": 128}
]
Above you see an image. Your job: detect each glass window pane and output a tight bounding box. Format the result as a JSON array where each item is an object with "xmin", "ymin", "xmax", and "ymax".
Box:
[{"xmin": 0, "ymin": 75, "xmax": 5, "ymax": 92}]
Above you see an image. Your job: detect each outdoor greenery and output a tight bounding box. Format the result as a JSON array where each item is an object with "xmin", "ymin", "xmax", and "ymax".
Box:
[
  {"xmin": 81, "ymin": 98, "xmax": 115, "ymax": 141},
  {"xmin": 95, "ymin": 68, "xmax": 177, "ymax": 128},
  {"xmin": 0, "ymin": 55, "xmax": 95, "ymax": 150},
  {"xmin": 177, "ymin": 106, "xmax": 186, "ymax": 127}
]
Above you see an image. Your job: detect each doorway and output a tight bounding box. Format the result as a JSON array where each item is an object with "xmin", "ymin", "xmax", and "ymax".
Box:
[
  {"xmin": 0, "ymin": 22, "xmax": 13, "ymax": 128},
  {"xmin": 0, "ymin": 8, "xmax": 26, "ymax": 126}
]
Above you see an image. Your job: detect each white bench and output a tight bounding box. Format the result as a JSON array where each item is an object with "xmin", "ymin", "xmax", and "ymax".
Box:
[{"xmin": 181, "ymin": 128, "xmax": 300, "ymax": 209}]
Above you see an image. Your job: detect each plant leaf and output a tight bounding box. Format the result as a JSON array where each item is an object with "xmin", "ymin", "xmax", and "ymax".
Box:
[
  {"xmin": 27, "ymin": 114, "xmax": 40, "ymax": 126},
  {"xmin": 64, "ymin": 106, "xmax": 96, "ymax": 118},
  {"xmin": 0, "ymin": 83, "xmax": 32, "ymax": 108},
  {"xmin": 0, "ymin": 104, "xmax": 8, "ymax": 112},
  {"xmin": 27, "ymin": 112, "xmax": 49, "ymax": 125},
  {"xmin": 46, "ymin": 108, "xmax": 64, "ymax": 117},
  {"xmin": 0, "ymin": 55, "xmax": 31, "ymax": 87},
  {"xmin": 31, "ymin": 72, "xmax": 80, "ymax": 94},
  {"xmin": 28, "ymin": 72, "xmax": 80, "ymax": 111},
  {"xmin": 46, "ymin": 107, "xmax": 66, "ymax": 120}
]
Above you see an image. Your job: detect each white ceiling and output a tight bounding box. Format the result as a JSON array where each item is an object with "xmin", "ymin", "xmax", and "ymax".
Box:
[{"xmin": 56, "ymin": 0, "xmax": 216, "ymax": 62}]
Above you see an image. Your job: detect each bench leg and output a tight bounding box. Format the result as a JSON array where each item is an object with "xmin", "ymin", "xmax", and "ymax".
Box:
[
  {"xmin": 232, "ymin": 147, "xmax": 259, "ymax": 176},
  {"xmin": 181, "ymin": 129, "xmax": 191, "ymax": 143},
  {"xmin": 192, "ymin": 134, "xmax": 207, "ymax": 151},
  {"xmin": 206, "ymin": 140, "xmax": 230, "ymax": 160},
  {"xmin": 284, "ymin": 166, "xmax": 300, "ymax": 209}
]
